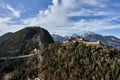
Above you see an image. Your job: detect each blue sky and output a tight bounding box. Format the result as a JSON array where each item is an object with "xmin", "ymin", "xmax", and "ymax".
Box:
[{"xmin": 0, "ymin": 0, "xmax": 120, "ymax": 38}]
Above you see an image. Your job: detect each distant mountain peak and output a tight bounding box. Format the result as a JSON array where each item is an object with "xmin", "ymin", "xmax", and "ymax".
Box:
[
  {"xmin": 83, "ymin": 31, "xmax": 95, "ymax": 35},
  {"xmin": 52, "ymin": 34, "xmax": 68, "ymax": 42},
  {"xmin": 71, "ymin": 33, "xmax": 79, "ymax": 38},
  {"xmin": 80, "ymin": 32, "xmax": 120, "ymax": 50},
  {"xmin": 81, "ymin": 31, "xmax": 95, "ymax": 38}
]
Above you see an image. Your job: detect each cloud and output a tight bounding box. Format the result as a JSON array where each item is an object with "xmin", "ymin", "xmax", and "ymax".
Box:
[
  {"xmin": 6, "ymin": 5, "xmax": 21, "ymax": 18},
  {"xmin": 0, "ymin": 4, "xmax": 24, "ymax": 35},
  {"xmin": 0, "ymin": 24, "xmax": 25, "ymax": 35},
  {"xmin": 0, "ymin": 17, "xmax": 12, "ymax": 24},
  {"xmin": 22, "ymin": 0, "xmax": 120, "ymax": 36},
  {"xmin": 0, "ymin": 0, "xmax": 120, "ymax": 36},
  {"xmin": 72, "ymin": 18, "xmax": 120, "ymax": 31}
]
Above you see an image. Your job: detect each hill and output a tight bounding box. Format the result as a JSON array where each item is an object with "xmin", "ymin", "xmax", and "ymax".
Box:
[
  {"xmin": 0, "ymin": 26, "xmax": 54, "ymax": 57},
  {"xmin": 0, "ymin": 26, "xmax": 54, "ymax": 80},
  {"xmin": 40, "ymin": 41, "xmax": 120, "ymax": 80}
]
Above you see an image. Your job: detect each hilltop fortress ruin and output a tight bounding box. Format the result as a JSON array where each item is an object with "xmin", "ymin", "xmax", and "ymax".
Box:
[{"xmin": 63, "ymin": 34, "xmax": 101, "ymax": 45}]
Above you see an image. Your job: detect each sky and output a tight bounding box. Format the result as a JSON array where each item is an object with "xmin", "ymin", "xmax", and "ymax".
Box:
[{"xmin": 0, "ymin": 0, "xmax": 120, "ymax": 38}]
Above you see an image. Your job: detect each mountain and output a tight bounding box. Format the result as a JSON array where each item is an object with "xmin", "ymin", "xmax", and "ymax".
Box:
[
  {"xmin": 0, "ymin": 26, "xmax": 54, "ymax": 79},
  {"xmin": 0, "ymin": 30, "xmax": 119, "ymax": 80},
  {"xmin": 0, "ymin": 26, "xmax": 54, "ymax": 57},
  {"xmin": 80, "ymin": 31, "xmax": 120, "ymax": 50},
  {"xmin": 52, "ymin": 34, "xmax": 69, "ymax": 42},
  {"xmin": 52, "ymin": 32, "xmax": 120, "ymax": 50}
]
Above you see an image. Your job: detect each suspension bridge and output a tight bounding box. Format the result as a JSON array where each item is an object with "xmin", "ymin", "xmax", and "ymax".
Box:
[
  {"xmin": 0, "ymin": 35, "xmax": 48, "ymax": 80},
  {"xmin": 0, "ymin": 47, "xmax": 47, "ymax": 60}
]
